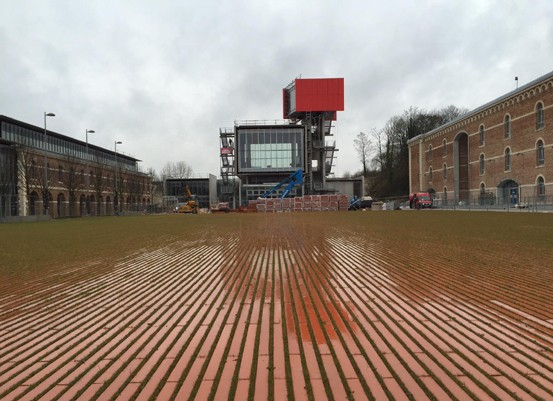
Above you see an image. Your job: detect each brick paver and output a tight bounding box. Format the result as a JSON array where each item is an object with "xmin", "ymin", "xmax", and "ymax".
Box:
[{"xmin": 1, "ymin": 212, "xmax": 552, "ymax": 400}]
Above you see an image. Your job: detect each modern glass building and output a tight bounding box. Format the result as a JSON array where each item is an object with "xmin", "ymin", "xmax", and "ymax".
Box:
[
  {"xmin": 236, "ymin": 125, "xmax": 304, "ymax": 173},
  {"xmin": 219, "ymin": 77, "xmax": 345, "ymax": 205},
  {"xmin": 233, "ymin": 124, "xmax": 306, "ymax": 202},
  {"xmin": 165, "ymin": 175, "xmax": 218, "ymax": 209}
]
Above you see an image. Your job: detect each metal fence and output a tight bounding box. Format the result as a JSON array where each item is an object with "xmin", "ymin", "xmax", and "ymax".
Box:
[
  {"xmin": 437, "ymin": 195, "xmax": 553, "ymax": 212},
  {"xmin": 375, "ymin": 194, "xmax": 553, "ymax": 213}
]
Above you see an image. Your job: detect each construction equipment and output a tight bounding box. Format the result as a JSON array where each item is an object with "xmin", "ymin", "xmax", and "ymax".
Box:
[
  {"xmin": 349, "ymin": 196, "xmax": 373, "ymax": 210},
  {"xmin": 176, "ymin": 186, "xmax": 199, "ymax": 214},
  {"xmin": 261, "ymin": 169, "xmax": 303, "ymax": 199},
  {"xmin": 210, "ymin": 202, "xmax": 230, "ymax": 213}
]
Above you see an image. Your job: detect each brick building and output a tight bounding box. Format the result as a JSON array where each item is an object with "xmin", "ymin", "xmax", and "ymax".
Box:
[
  {"xmin": 0, "ymin": 115, "xmax": 151, "ymax": 219},
  {"xmin": 408, "ymin": 70, "xmax": 553, "ymax": 207}
]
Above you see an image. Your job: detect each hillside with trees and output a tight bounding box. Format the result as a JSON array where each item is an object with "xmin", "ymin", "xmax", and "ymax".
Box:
[{"xmin": 354, "ymin": 105, "xmax": 468, "ymax": 198}]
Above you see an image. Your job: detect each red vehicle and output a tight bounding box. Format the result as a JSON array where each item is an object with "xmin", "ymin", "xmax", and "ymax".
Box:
[{"xmin": 409, "ymin": 192, "xmax": 433, "ymax": 209}]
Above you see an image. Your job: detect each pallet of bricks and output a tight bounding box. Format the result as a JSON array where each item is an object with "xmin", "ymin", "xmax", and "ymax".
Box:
[{"xmin": 254, "ymin": 194, "xmax": 349, "ymax": 212}]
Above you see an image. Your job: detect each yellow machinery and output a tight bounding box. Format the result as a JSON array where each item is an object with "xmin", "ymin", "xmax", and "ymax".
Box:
[{"xmin": 176, "ymin": 186, "xmax": 199, "ymax": 214}]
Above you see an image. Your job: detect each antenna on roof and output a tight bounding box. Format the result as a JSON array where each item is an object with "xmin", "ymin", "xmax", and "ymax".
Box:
[{"xmin": 515, "ymin": 76, "xmax": 518, "ymax": 89}]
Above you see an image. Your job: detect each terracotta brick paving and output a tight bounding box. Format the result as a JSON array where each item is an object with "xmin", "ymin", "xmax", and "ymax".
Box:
[{"xmin": 1, "ymin": 212, "xmax": 553, "ymax": 400}]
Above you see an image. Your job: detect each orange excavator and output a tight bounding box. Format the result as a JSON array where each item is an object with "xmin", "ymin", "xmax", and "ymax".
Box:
[{"xmin": 176, "ymin": 186, "xmax": 199, "ymax": 214}]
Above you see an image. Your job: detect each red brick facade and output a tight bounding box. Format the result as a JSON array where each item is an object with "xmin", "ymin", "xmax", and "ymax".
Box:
[{"xmin": 409, "ymin": 71, "xmax": 553, "ymax": 205}]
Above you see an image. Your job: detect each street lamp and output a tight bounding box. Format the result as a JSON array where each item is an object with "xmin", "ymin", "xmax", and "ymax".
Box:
[
  {"xmin": 85, "ymin": 129, "xmax": 95, "ymax": 215},
  {"xmin": 85, "ymin": 130, "xmax": 95, "ymax": 156},
  {"xmin": 43, "ymin": 112, "xmax": 55, "ymax": 215},
  {"xmin": 114, "ymin": 140, "xmax": 122, "ymax": 215}
]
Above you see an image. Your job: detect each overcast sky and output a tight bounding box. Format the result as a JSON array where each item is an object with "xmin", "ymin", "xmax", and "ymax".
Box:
[{"xmin": 2, "ymin": 0, "xmax": 553, "ymax": 177}]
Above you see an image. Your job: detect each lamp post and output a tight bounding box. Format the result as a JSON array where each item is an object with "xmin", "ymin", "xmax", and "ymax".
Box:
[
  {"xmin": 43, "ymin": 112, "xmax": 55, "ymax": 215},
  {"xmin": 85, "ymin": 129, "xmax": 95, "ymax": 215},
  {"xmin": 114, "ymin": 140, "xmax": 122, "ymax": 215}
]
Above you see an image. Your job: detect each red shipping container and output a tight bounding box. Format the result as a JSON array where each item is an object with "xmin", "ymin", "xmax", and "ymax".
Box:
[{"xmin": 288, "ymin": 78, "xmax": 344, "ymax": 116}]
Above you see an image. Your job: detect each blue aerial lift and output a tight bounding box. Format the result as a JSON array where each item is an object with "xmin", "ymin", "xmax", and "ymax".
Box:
[{"xmin": 261, "ymin": 169, "xmax": 304, "ymax": 199}]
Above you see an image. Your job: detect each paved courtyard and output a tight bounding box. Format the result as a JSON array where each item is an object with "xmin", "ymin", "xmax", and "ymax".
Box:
[{"xmin": 1, "ymin": 212, "xmax": 552, "ymax": 400}]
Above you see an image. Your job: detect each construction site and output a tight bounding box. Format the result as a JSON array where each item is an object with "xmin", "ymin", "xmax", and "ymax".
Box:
[
  {"xmin": 219, "ymin": 77, "xmax": 351, "ymax": 208},
  {"xmin": 2, "ymin": 79, "xmax": 553, "ymax": 401}
]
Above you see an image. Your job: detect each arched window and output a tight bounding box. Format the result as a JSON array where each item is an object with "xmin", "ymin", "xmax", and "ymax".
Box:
[
  {"xmin": 504, "ymin": 148, "xmax": 511, "ymax": 171},
  {"xmin": 480, "ymin": 154, "xmax": 485, "ymax": 175},
  {"xmin": 536, "ymin": 102, "xmax": 544, "ymax": 130},
  {"xmin": 537, "ymin": 140, "xmax": 545, "ymax": 166},
  {"xmin": 428, "ymin": 166, "xmax": 433, "ymax": 182},
  {"xmin": 537, "ymin": 176, "xmax": 545, "ymax": 199},
  {"xmin": 479, "ymin": 125, "xmax": 485, "ymax": 146},
  {"xmin": 504, "ymin": 115, "xmax": 511, "ymax": 139},
  {"xmin": 480, "ymin": 183, "xmax": 486, "ymax": 194},
  {"xmin": 442, "ymin": 139, "xmax": 447, "ymax": 157},
  {"xmin": 31, "ymin": 159, "xmax": 37, "ymax": 179},
  {"xmin": 443, "ymin": 163, "xmax": 448, "ymax": 181},
  {"xmin": 443, "ymin": 187, "xmax": 448, "ymax": 203},
  {"xmin": 428, "ymin": 145, "xmax": 433, "ymax": 161}
]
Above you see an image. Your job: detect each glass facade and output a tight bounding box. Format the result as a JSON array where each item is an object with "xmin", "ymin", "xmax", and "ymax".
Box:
[
  {"xmin": 165, "ymin": 179, "xmax": 211, "ymax": 208},
  {"xmin": 0, "ymin": 121, "xmax": 138, "ymax": 171},
  {"xmin": 237, "ymin": 126, "xmax": 304, "ymax": 173}
]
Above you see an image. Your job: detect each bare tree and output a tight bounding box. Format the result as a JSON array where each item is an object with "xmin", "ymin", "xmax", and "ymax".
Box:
[
  {"xmin": 91, "ymin": 153, "xmax": 108, "ymax": 215},
  {"xmin": 353, "ymin": 132, "xmax": 371, "ymax": 177},
  {"xmin": 439, "ymin": 105, "xmax": 469, "ymax": 123},
  {"xmin": 0, "ymin": 145, "xmax": 18, "ymax": 216},
  {"xmin": 59, "ymin": 155, "xmax": 82, "ymax": 217},
  {"xmin": 147, "ymin": 167, "xmax": 160, "ymax": 182},
  {"xmin": 160, "ymin": 161, "xmax": 193, "ymax": 180},
  {"xmin": 15, "ymin": 145, "xmax": 33, "ymax": 215},
  {"xmin": 16, "ymin": 144, "xmax": 48, "ymax": 215}
]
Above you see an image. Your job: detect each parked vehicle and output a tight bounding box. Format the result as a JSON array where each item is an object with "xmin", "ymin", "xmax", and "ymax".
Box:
[
  {"xmin": 211, "ymin": 202, "xmax": 230, "ymax": 213},
  {"xmin": 409, "ymin": 192, "xmax": 432, "ymax": 209},
  {"xmin": 349, "ymin": 196, "xmax": 373, "ymax": 210}
]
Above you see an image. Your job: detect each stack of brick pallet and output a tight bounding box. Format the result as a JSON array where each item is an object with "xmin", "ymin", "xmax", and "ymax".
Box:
[{"xmin": 254, "ymin": 194, "xmax": 349, "ymax": 213}]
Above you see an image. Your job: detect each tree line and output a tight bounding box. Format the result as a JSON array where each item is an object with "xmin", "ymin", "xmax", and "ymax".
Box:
[{"xmin": 354, "ymin": 105, "xmax": 468, "ymax": 198}]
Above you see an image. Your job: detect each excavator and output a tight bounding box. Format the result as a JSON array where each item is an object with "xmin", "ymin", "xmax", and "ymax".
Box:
[{"xmin": 176, "ymin": 185, "xmax": 199, "ymax": 214}]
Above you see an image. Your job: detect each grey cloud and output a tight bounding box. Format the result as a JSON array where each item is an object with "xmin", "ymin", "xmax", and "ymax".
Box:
[{"xmin": 1, "ymin": 0, "xmax": 553, "ymax": 177}]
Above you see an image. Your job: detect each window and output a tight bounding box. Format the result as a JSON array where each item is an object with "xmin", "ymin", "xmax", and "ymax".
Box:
[
  {"xmin": 428, "ymin": 167, "xmax": 433, "ymax": 182},
  {"xmin": 479, "ymin": 125, "xmax": 485, "ymax": 146},
  {"xmin": 536, "ymin": 102, "xmax": 544, "ymax": 130},
  {"xmin": 442, "ymin": 139, "xmax": 447, "ymax": 157},
  {"xmin": 537, "ymin": 176, "xmax": 545, "ymax": 199},
  {"xmin": 237, "ymin": 126, "xmax": 304, "ymax": 173},
  {"xmin": 537, "ymin": 140, "xmax": 545, "ymax": 166},
  {"xmin": 428, "ymin": 145, "xmax": 433, "ymax": 161},
  {"xmin": 443, "ymin": 187, "xmax": 448, "ymax": 203},
  {"xmin": 31, "ymin": 160, "xmax": 37, "ymax": 179},
  {"xmin": 504, "ymin": 115, "xmax": 511, "ymax": 139},
  {"xmin": 480, "ymin": 154, "xmax": 485, "ymax": 175},
  {"xmin": 480, "ymin": 183, "xmax": 486, "ymax": 194},
  {"xmin": 443, "ymin": 163, "xmax": 448, "ymax": 181},
  {"xmin": 504, "ymin": 148, "xmax": 511, "ymax": 171}
]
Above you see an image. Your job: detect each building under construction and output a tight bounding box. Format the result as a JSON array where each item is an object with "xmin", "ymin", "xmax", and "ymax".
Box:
[{"xmin": 219, "ymin": 77, "xmax": 344, "ymax": 205}]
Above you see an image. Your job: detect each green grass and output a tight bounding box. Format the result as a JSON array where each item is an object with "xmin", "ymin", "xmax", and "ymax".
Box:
[{"xmin": 2, "ymin": 210, "xmax": 553, "ymax": 280}]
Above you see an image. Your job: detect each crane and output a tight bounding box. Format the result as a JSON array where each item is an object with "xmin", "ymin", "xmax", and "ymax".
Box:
[{"xmin": 261, "ymin": 169, "xmax": 304, "ymax": 199}]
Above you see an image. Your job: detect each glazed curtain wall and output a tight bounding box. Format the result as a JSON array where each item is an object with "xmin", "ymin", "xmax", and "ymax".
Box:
[{"xmin": 237, "ymin": 126, "xmax": 304, "ymax": 173}]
